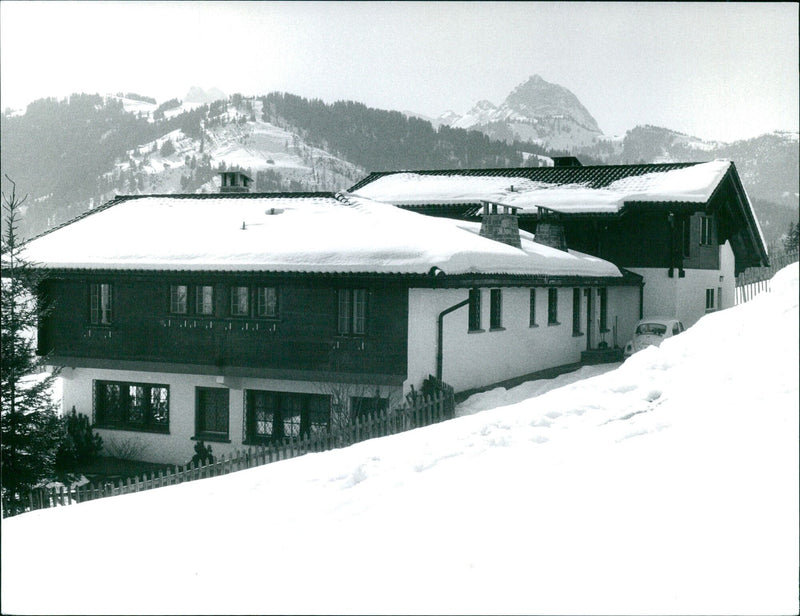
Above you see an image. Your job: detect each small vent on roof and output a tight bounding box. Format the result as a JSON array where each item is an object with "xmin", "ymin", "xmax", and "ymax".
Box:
[{"xmin": 265, "ymin": 208, "xmax": 284, "ymax": 215}]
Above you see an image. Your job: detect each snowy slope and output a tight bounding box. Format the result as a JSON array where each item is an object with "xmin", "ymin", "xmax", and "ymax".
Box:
[
  {"xmin": 2, "ymin": 265, "xmax": 797, "ymax": 615},
  {"xmin": 99, "ymin": 98, "xmax": 363, "ymax": 201}
]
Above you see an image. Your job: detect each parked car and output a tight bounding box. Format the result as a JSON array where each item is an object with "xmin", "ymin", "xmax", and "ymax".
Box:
[{"xmin": 623, "ymin": 317, "xmax": 685, "ymax": 358}]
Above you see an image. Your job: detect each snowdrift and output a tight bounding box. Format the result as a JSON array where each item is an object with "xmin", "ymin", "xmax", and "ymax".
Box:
[{"xmin": 2, "ymin": 264, "xmax": 797, "ymax": 615}]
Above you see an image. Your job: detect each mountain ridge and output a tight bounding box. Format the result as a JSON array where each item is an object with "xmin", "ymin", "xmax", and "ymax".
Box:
[{"xmin": 1, "ymin": 85, "xmax": 796, "ymax": 252}]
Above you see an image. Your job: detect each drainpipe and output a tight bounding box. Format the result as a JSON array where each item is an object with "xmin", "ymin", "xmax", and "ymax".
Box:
[{"xmin": 437, "ymin": 297, "xmax": 471, "ymax": 382}]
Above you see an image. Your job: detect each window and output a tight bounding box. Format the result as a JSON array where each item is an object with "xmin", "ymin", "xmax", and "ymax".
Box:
[
  {"xmin": 572, "ymin": 288, "xmax": 582, "ymax": 335},
  {"xmin": 682, "ymin": 217, "xmax": 691, "ymax": 257},
  {"xmin": 548, "ymin": 288, "xmax": 559, "ymax": 325},
  {"xmin": 195, "ymin": 387, "xmax": 229, "ymax": 440},
  {"xmin": 170, "ymin": 285, "xmax": 188, "ymax": 314},
  {"xmin": 94, "ymin": 380, "xmax": 169, "ymax": 432},
  {"xmin": 490, "ymin": 289, "xmax": 503, "ymax": 330},
  {"xmin": 338, "ymin": 289, "xmax": 366, "ymax": 335},
  {"xmin": 468, "ymin": 288, "xmax": 482, "ymax": 331},
  {"xmin": 705, "ymin": 288, "xmax": 715, "ymax": 311},
  {"xmin": 90, "ymin": 283, "xmax": 113, "ymax": 325},
  {"xmin": 529, "ymin": 288, "xmax": 537, "ymax": 327},
  {"xmin": 598, "ymin": 287, "xmax": 608, "ymax": 331},
  {"xmin": 245, "ymin": 390, "xmax": 330, "ymax": 443},
  {"xmin": 231, "ymin": 286, "xmax": 249, "ymax": 316},
  {"xmin": 257, "ymin": 286, "xmax": 278, "ymax": 318},
  {"xmin": 196, "ymin": 285, "xmax": 214, "ymax": 315},
  {"xmin": 701, "ymin": 216, "xmax": 713, "ymax": 245}
]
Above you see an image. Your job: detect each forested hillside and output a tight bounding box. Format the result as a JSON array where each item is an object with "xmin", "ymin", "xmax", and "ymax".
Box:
[{"xmin": 260, "ymin": 92, "xmax": 558, "ymax": 171}]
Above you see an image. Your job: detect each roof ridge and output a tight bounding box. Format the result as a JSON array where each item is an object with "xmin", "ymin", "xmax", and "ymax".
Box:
[{"xmin": 347, "ymin": 162, "xmax": 707, "ymax": 192}]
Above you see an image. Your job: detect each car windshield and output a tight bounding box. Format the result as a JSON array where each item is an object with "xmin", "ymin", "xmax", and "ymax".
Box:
[{"xmin": 636, "ymin": 323, "xmax": 668, "ymax": 336}]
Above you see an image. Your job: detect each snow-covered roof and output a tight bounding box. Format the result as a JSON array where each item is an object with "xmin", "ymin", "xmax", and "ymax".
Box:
[
  {"xmin": 351, "ymin": 160, "xmax": 733, "ymax": 214},
  {"xmin": 23, "ymin": 194, "xmax": 623, "ymax": 279}
]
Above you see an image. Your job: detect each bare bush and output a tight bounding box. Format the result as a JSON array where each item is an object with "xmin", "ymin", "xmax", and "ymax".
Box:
[{"xmin": 103, "ymin": 436, "xmax": 148, "ymax": 461}]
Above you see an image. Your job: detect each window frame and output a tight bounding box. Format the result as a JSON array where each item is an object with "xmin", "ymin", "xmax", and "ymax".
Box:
[
  {"xmin": 700, "ymin": 216, "xmax": 713, "ymax": 246},
  {"xmin": 89, "ymin": 282, "xmax": 113, "ymax": 325},
  {"xmin": 337, "ymin": 289, "xmax": 367, "ymax": 336},
  {"xmin": 468, "ymin": 288, "xmax": 482, "ymax": 332},
  {"xmin": 169, "ymin": 284, "xmax": 188, "ymax": 315},
  {"xmin": 230, "ymin": 285, "xmax": 250, "ymax": 317},
  {"xmin": 547, "ymin": 288, "xmax": 559, "ymax": 326},
  {"xmin": 195, "ymin": 387, "xmax": 230, "ymax": 441},
  {"xmin": 256, "ymin": 286, "xmax": 278, "ymax": 319},
  {"xmin": 195, "ymin": 285, "xmax": 215, "ymax": 316},
  {"xmin": 489, "ymin": 288, "xmax": 503, "ymax": 330},
  {"xmin": 682, "ymin": 216, "xmax": 691, "ymax": 257},
  {"xmin": 705, "ymin": 288, "xmax": 716, "ymax": 312},
  {"xmin": 244, "ymin": 390, "xmax": 331, "ymax": 444},
  {"xmin": 598, "ymin": 287, "xmax": 608, "ymax": 332},
  {"xmin": 93, "ymin": 380, "xmax": 170, "ymax": 433},
  {"xmin": 572, "ymin": 288, "xmax": 582, "ymax": 336}
]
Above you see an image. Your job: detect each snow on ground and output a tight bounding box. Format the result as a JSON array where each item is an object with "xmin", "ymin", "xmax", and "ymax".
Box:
[{"xmin": 2, "ymin": 264, "xmax": 798, "ymax": 616}]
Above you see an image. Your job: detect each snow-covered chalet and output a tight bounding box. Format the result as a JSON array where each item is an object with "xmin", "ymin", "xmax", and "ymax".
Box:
[
  {"xmin": 350, "ymin": 158, "xmax": 769, "ymax": 328},
  {"xmin": 24, "ymin": 174, "xmax": 642, "ymax": 464}
]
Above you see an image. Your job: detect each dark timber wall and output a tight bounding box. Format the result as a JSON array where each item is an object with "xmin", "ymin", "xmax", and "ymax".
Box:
[
  {"xmin": 520, "ymin": 211, "xmax": 719, "ymax": 271},
  {"xmin": 38, "ymin": 273, "xmax": 409, "ymax": 379}
]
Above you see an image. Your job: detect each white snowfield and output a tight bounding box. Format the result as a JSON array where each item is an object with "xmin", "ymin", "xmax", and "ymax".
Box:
[
  {"xmin": 22, "ymin": 194, "xmax": 621, "ymax": 278},
  {"xmin": 352, "ymin": 159, "xmax": 733, "ymax": 213},
  {"xmin": 2, "ymin": 264, "xmax": 797, "ymax": 615}
]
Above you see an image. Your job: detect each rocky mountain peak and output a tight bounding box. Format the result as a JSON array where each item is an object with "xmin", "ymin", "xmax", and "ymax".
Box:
[{"xmin": 504, "ymin": 75, "xmax": 601, "ymax": 133}]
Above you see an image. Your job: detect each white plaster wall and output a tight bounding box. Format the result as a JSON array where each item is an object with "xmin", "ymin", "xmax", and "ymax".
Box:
[
  {"xmin": 719, "ymin": 241, "xmax": 736, "ymax": 310},
  {"xmin": 605, "ymin": 286, "xmax": 642, "ymax": 349},
  {"xmin": 405, "ymin": 286, "xmax": 639, "ymax": 394},
  {"xmin": 629, "ymin": 268, "xmax": 678, "ymax": 320},
  {"xmin": 631, "ymin": 244, "xmax": 735, "ymax": 330},
  {"xmin": 60, "ymin": 367, "xmax": 400, "ymax": 465}
]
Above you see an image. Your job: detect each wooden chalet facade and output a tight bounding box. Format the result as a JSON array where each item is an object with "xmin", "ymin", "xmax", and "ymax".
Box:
[
  {"xmin": 349, "ymin": 159, "xmax": 769, "ymax": 328},
  {"xmin": 25, "ymin": 184, "xmax": 642, "ymax": 464}
]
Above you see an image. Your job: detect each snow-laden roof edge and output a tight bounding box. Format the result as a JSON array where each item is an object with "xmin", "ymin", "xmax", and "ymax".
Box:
[{"xmin": 22, "ymin": 193, "xmax": 628, "ymax": 281}]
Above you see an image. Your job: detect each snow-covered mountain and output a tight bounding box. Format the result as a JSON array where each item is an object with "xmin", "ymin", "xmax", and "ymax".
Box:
[
  {"xmin": 438, "ymin": 75, "xmax": 604, "ymax": 150},
  {"xmin": 103, "ymin": 97, "xmax": 363, "ymax": 200}
]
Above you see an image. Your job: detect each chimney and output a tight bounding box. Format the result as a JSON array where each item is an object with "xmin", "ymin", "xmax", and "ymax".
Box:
[
  {"xmin": 479, "ymin": 201, "xmax": 521, "ymax": 249},
  {"xmin": 533, "ymin": 207, "xmax": 569, "ymax": 251},
  {"xmin": 219, "ymin": 170, "xmax": 253, "ymax": 193},
  {"xmin": 551, "ymin": 156, "xmax": 583, "ymax": 168}
]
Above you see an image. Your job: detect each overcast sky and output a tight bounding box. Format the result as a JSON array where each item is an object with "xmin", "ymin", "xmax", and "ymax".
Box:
[{"xmin": 1, "ymin": 1, "xmax": 797, "ymax": 142}]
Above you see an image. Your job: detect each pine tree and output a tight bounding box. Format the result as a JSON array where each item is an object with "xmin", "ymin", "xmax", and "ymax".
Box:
[
  {"xmin": 1, "ymin": 176, "xmax": 63, "ymax": 516},
  {"xmin": 783, "ymin": 221, "xmax": 799, "ymax": 254}
]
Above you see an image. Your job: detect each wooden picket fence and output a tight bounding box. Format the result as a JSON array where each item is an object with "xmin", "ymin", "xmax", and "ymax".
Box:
[
  {"xmin": 735, "ymin": 252, "xmax": 797, "ymax": 305},
  {"xmin": 15, "ymin": 380, "xmax": 455, "ymax": 517}
]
